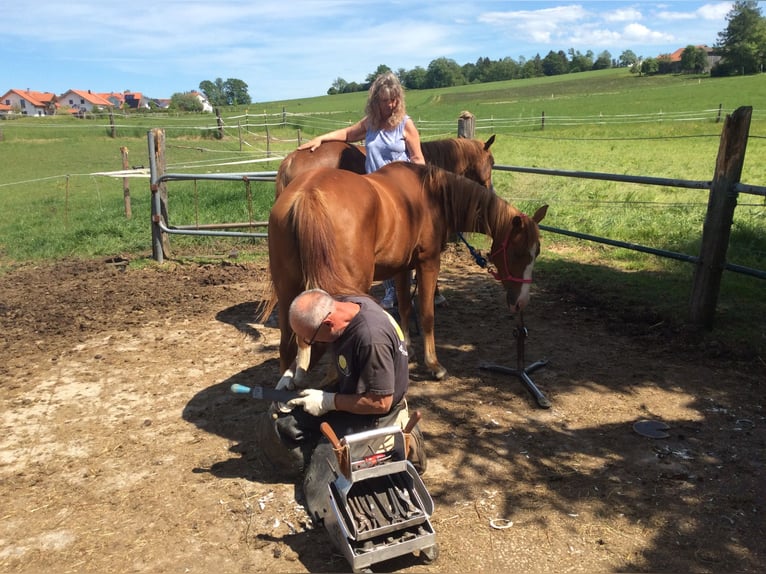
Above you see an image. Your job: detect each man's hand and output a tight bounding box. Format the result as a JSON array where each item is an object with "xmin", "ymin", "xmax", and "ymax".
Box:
[
  {"xmin": 275, "ymin": 370, "xmax": 296, "ymax": 391},
  {"xmin": 287, "ymin": 389, "xmax": 336, "ymax": 417}
]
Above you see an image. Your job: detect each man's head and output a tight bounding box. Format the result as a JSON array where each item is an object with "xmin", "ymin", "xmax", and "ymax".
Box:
[{"xmin": 289, "ymin": 289, "xmax": 335, "ymax": 346}]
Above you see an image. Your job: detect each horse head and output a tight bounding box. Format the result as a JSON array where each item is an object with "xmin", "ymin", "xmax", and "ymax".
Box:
[
  {"xmin": 464, "ymin": 134, "xmax": 496, "ymax": 191},
  {"xmin": 488, "ymin": 204, "xmax": 548, "ymax": 314}
]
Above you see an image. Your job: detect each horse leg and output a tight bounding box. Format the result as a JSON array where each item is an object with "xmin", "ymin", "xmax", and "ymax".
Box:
[
  {"xmin": 393, "ymin": 271, "xmax": 413, "ymax": 350},
  {"xmin": 417, "ymin": 266, "xmax": 448, "ymax": 380},
  {"xmin": 276, "ymin": 287, "xmax": 312, "ymax": 386}
]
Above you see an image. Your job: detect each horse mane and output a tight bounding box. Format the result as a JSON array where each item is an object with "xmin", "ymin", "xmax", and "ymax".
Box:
[
  {"xmin": 422, "ymin": 138, "xmax": 479, "ymax": 174},
  {"xmin": 421, "ymin": 165, "xmax": 518, "ymax": 236},
  {"xmin": 288, "ymin": 189, "xmax": 360, "ymax": 296}
]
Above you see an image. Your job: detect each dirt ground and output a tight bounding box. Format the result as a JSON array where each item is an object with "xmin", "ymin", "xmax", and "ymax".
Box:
[{"xmin": 1, "ymin": 245, "xmax": 763, "ymax": 573}]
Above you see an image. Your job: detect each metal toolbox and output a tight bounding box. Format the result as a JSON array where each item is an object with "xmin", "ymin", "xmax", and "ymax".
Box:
[{"xmin": 315, "ymin": 422, "xmax": 438, "ymax": 573}]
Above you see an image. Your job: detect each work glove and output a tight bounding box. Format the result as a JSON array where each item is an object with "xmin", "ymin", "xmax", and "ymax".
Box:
[
  {"xmin": 287, "ymin": 389, "xmax": 336, "ymax": 417},
  {"xmin": 275, "ymin": 369, "xmax": 296, "ymax": 391},
  {"xmin": 273, "ymin": 369, "xmax": 296, "ymax": 413}
]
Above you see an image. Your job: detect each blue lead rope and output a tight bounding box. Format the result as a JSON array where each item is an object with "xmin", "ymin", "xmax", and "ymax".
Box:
[{"xmin": 457, "ymin": 232, "xmax": 488, "ymax": 268}]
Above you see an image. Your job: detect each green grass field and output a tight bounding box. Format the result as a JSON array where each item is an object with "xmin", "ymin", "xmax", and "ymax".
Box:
[{"xmin": 1, "ymin": 69, "xmax": 764, "ymax": 356}]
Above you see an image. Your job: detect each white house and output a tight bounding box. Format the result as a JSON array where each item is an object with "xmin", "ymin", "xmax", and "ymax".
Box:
[
  {"xmin": 59, "ymin": 89, "xmax": 114, "ymax": 113},
  {"xmin": 191, "ymin": 90, "xmax": 214, "ymax": 113},
  {"xmin": 0, "ymin": 89, "xmax": 57, "ymax": 116}
]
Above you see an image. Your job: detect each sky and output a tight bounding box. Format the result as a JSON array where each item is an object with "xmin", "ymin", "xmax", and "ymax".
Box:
[{"xmin": 1, "ymin": 1, "xmax": 736, "ymax": 103}]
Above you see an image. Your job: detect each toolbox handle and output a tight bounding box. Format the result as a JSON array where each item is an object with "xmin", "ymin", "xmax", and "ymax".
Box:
[
  {"xmin": 342, "ymin": 425, "xmax": 403, "ymax": 446},
  {"xmin": 403, "ymin": 410, "xmax": 421, "ymax": 434},
  {"xmin": 320, "ymin": 422, "xmax": 343, "ymax": 449}
]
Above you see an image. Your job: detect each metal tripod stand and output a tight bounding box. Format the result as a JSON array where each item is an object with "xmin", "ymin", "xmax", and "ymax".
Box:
[{"xmin": 479, "ymin": 313, "xmax": 551, "ymax": 409}]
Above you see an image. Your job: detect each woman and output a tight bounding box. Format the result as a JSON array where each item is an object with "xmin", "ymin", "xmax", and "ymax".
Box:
[{"xmin": 299, "ymin": 72, "xmax": 446, "ymax": 308}]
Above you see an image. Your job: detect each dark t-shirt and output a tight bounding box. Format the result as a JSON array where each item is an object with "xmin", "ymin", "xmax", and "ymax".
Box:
[{"xmin": 332, "ymin": 295, "xmax": 410, "ymax": 408}]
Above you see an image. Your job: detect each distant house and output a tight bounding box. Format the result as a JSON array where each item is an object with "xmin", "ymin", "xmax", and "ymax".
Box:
[
  {"xmin": 191, "ymin": 91, "xmax": 214, "ymax": 113},
  {"xmin": 0, "ymin": 102, "xmax": 13, "ymax": 117},
  {"xmin": 99, "ymin": 92, "xmax": 126, "ymax": 108},
  {"xmin": 123, "ymin": 91, "xmax": 151, "ymax": 110},
  {"xmin": 0, "ymin": 89, "xmax": 57, "ymax": 116},
  {"xmin": 59, "ymin": 89, "xmax": 114, "ymax": 114},
  {"xmin": 665, "ymin": 45, "xmax": 720, "ymax": 73}
]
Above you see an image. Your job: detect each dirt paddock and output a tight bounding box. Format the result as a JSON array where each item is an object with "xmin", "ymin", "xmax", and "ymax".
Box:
[{"xmin": 0, "ymin": 246, "xmax": 763, "ymax": 573}]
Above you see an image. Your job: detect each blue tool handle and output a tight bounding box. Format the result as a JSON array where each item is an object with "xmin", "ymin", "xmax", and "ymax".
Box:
[{"xmin": 230, "ymin": 383, "xmax": 252, "ymax": 394}]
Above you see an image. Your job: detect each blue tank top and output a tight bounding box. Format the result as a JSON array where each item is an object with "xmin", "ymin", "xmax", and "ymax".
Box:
[{"xmin": 365, "ymin": 116, "xmax": 409, "ymax": 173}]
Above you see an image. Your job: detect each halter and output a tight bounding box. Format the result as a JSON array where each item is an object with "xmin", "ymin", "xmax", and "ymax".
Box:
[
  {"xmin": 488, "ymin": 235, "xmax": 533, "ymax": 284},
  {"xmin": 457, "ymin": 230, "xmax": 533, "ymax": 284}
]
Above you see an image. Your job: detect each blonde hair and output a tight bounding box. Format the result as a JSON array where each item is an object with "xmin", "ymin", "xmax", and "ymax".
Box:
[{"xmin": 365, "ymin": 72, "xmax": 407, "ymax": 130}]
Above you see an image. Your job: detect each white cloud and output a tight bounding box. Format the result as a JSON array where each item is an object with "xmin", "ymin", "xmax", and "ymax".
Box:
[
  {"xmin": 479, "ymin": 5, "xmax": 589, "ymax": 42},
  {"xmin": 697, "ymin": 2, "xmax": 733, "ymax": 20},
  {"xmin": 603, "ymin": 8, "xmax": 643, "ymax": 23},
  {"xmin": 622, "ymin": 22, "xmax": 676, "ymax": 44}
]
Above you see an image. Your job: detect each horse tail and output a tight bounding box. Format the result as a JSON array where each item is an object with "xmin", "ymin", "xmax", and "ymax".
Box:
[
  {"xmin": 258, "ymin": 282, "xmax": 278, "ymax": 324},
  {"xmin": 290, "ymin": 189, "xmax": 360, "ymax": 295}
]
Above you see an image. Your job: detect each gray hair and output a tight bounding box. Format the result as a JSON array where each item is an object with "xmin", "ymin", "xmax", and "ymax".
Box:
[{"xmin": 289, "ymin": 288, "xmax": 335, "ymax": 330}]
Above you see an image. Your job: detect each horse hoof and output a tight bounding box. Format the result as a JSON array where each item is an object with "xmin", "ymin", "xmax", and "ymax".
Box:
[{"xmin": 432, "ymin": 367, "xmax": 448, "ymax": 381}]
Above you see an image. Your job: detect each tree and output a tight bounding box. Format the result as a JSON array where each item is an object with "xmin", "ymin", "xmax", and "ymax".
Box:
[
  {"xmin": 199, "ymin": 78, "xmax": 226, "ymax": 107},
  {"xmin": 401, "ymin": 66, "xmax": 427, "ymax": 89},
  {"xmin": 640, "ymin": 57, "xmax": 659, "ymax": 75},
  {"xmin": 568, "ymin": 48, "xmax": 593, "ymax": 72},
  {"xmin": 619, "ymin": 50, "xmax": 638, "ymax": 68},
  {"xmin": 495, "ymin": 57, "xmax": 520, "ymax": 81},
  {"xmin": 542, "ymin": 50, "xmax": 568, "ymax": 75},
  {"xmin": 224, "ymin": 78, "xmax": 251, "ymax": 105},
  {"xmin": 680, "ymin": 45, "xmax": 709, "ymax": 73},
  {"xmin": 715, "ymin": 0, "xmax": 766, "ymax": 75},
  {"xmin": 424, "ymin": 58, "xmax": 465, "ymax": 88},
  {"xmin": 593, "ymin": 50, "xmax": 612, "ymax": 70},
  {"xmin": 327, "ymin": 77, "xmax": 348, "ymax": 95},
  {"xmin": 199, "ymin": 78, "xmax": 251, "ymax": 106},
  {"xmin": 365, "ymin": 65, "xmax": 392, "ymax": 88},
  {"xmin": 521, "ymin": 54, "xmax": 544, "ymax": 78},
  {"xmin": 170, "ymin": 92, "xmax": 203, "ymax": 112}
]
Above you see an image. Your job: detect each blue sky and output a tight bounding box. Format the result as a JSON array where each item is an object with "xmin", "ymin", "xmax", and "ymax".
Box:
[{"xmin": 1, "ymin": 1, "xmax": 735, "ymax": 102}]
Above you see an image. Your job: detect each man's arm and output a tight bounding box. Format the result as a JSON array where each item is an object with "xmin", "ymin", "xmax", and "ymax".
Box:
[{"xmin": 334, "ymin": 391, "xmax": 393, "ymax": 415}]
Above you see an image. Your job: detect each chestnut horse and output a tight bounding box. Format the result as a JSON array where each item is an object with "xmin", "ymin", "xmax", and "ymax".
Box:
[
  {"xmin": 266, "ymin": 161, "xmax": 547, "ymax": 383},
  {"xmin": 274, "ymin": 135, "xmax": 496, "ymax": 197}
]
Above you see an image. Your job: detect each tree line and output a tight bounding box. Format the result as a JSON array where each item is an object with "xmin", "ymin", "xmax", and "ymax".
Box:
[{"xmin": 328, "ymin": 1, "xmax": 766, "ymax": 94}]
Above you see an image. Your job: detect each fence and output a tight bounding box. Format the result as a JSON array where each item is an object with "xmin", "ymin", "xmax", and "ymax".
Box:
[{"xmin": 148, "ymin": 106, "xmax": 765, "ymax": 329}]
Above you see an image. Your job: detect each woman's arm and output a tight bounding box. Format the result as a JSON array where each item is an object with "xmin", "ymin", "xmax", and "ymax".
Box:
[
  {"xmin": 298, "ymin": 117, "xmax": 368, "ymax": 151},
  {"xmin": 403, "ymin": 117, "xmax": 425, "ymax": 164}
]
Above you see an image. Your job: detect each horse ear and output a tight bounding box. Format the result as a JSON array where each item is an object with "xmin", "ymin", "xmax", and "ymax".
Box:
[
  {"xmin": 484, "ymin": 134, "xmax": 496, "ymax": 151},
  {"xmin": 532, "ymin": 204, "xmax": 549, "ymax": 223}
]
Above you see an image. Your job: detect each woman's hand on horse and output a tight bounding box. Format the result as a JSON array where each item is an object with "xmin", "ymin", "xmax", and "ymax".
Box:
[{"xmin": 298, "ymin": 138, "xmax": 322, "ymax": 152}]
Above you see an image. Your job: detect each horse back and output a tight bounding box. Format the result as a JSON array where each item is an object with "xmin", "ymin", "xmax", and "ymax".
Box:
[
  {"xmin": 274, "ymin": 142, "xmax": 366, "ymax": 197},
  {"xmin": 269, "ymin": 167, "xmax": 383, "ymax": 296}
]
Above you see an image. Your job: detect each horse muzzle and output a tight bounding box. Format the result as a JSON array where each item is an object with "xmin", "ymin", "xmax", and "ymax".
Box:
[{"xmin": 506, "ymin": 288, "xmax": 530, "ymax": 314}]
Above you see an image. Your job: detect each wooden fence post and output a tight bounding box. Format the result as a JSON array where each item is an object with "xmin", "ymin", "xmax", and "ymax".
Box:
[
  {"xmin": 120, "ymin": 146, "xmax": 132, "ymax": 219},
  {"xmin": 689, "ymin": 106, "xmax": 752, "ymax": 328},
  {"xmin": 150, "ymin": 128, "xmax": 171, "ymax": 260},
  {"xmin": 109, "ymin": 108, "xmax": 116, "ymax": 138},
  {"xmin": 457, "ymin": 111, "xmax": 475, "ymax": 138},
  {"xmin": 215, "ymin": 108, "xmax": 224, "ymax": 139}
]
